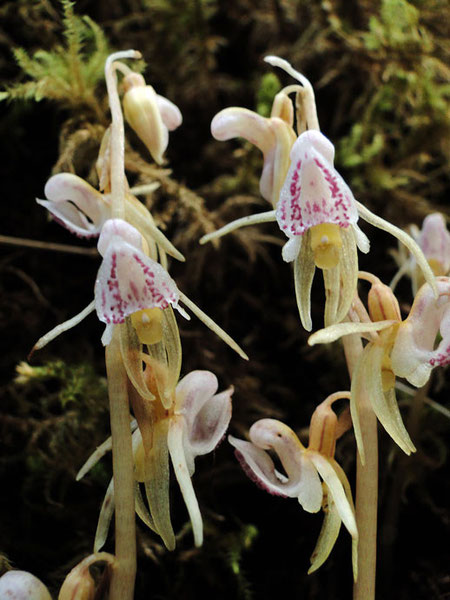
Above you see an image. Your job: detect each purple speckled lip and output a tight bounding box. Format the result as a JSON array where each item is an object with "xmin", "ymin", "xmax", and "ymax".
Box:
[{"xmin": 233, "ymin": 449, "xmax": 288, "ymax": 498}]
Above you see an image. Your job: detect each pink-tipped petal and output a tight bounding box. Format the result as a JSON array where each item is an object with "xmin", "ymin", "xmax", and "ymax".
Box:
[
  {"xmin": 276, "ymin": 131, "xmax": 358, "ymax": 238},
  {"xmin": 391, "ymin": 277, "xmax": 450, "ymax": 386},
  {"xmin": 229, "ymin": 435, "xmax": 295, "ymax": 497},
  {"xmin": 39, "ymin": 173, "xmax": 110, "ymax": 237}
]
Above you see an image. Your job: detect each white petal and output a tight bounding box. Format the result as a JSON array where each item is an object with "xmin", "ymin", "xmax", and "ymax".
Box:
[
  {"xmin": 168, "ymin": 417, "xmax": 203, "ymax": 547},
  {"xmin": 296, "ymin": 455, "xmax": 323, "ymax": 513},
  {"xmin": 308, "ymin": 319, "xmax": 395, "ymax": 346},
  {"xmin": 156, "ymin": 94, "xmax": 183, "ymax": 130},
  {"xmin": 281, "ymin": 236, "xmax": 301, "ymax": 262},
  {"xmin": 309, "ymin": 453, "xmax": 357, "ymax": 539},
  {"xmin": 229, "ymin": 435, "xmax": 302, "ymax": 498},
  {"xmin": 41, "ymin": 173, "xmax": 110, "ymax": 237}
]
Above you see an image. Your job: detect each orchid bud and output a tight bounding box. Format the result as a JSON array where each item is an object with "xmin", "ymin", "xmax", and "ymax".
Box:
[
  {"xmin": 308, "ymin": 396, "xmax": 338, "ymax": 457},
  {"xmin": 367, "ymin": 280, "xmax": 401, "ymax": 323},
  {"xmin": 122, "ymin": 72, "xmax": 182, "ymax": 164},
  {"xmin": 270, "ymin": 91, "xmax": 294, "ymax": 125},
  {"xmin": 0, "ymin": 570, "xmax": 52, "ymax": 600},
  {"xmin": 58, "ymin": 553, "xmax": 114, "ymax": 600}
]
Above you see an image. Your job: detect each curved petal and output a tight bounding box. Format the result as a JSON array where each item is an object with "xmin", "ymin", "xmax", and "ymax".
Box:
[
  {"xmin": 118, "ymin": 320, "xmax": 155, "ymax": 402},
  {"xmin": 189, "ymin": 387, "xmax": 233, "ymax": 459},
  {"xmin": 308, "ymin": 489, "xmax": 341, "ymax": 574},
  {"xmin": 211, "ymin": 107, "xmax": 275, "ymax": 155},
  {"xmin": 199, "ymin": 211, "xmax": 277, "ymax": 246},
  {"xmin": 229, "ymin": 435, "xmax": 298, "ymax": 497},
  {"xmin": 39, "ymin": 173, "xmax": 111, "ymax": 237},
  {"xmin": 335, "ymin": 227, "xmax": 358, "ymax": 323},
  {"xmin": 142, "ymin": 305, "xmax": 182, "ymax": 409},
  {"xmin": 144, "ymin": 420, "xmax": 175, "ymax": 550},
  {"xmin": 264, "ymin": 118, "xmax": 296, "ymax": 207},
  {"xmin": 175, "ymin": 371, "xmax": 218, "ymax": 420},
  {"xmin": 366, "ymin": 344, "xmax": 415, "ymax": 454},
  {"xmin": 178, "ymin": 292, "xmax": 249, "ymax": 360},
  {"xmin": 391, "ymin": 278, "xmax": 450, "ymax": 386},
  {"xmin": 418, "ymin": 213, "xmax": 450, "ymax": 273},
  {"xmin": 168, "ymin": 417, "xmax": 203, "ymax": 547},
  {"xmin": 308, "ymin": 319, "xmax": 395, "ymax": 346},
  {"xmin": 156, "ymin": 94, "xmax": 183, "ymax": 130},
  {"xmin": 294, "ymin": 234, "xmax": 315, "ymax": 331},
  {"xmin": 296, "ymin": 455, "xmax": 323, "ymax": 513},
  {"xmin": 330, "ymin": 459, "xmax": 358, "ymax": 580},
  {"xmin": 281, "ymin": 236, "xmax": 301, "ymax": 263},
  {"xmin": 308, "ymin": 453, "xmax": 357, "ymax": 539},
  {"xmin": 175, "ymin": 371, "xmax": 232, "ymax": 469},
  {"xmin": 276, "ymin": 131, "xmax": 358, "ymax": 238},
  {"xmin": 357, "ymin": 201, "xmax": 437, "ymax": 297},
  {"xmin": 94, "ymin": 478, "xmax": 114, "ymax": 552}
]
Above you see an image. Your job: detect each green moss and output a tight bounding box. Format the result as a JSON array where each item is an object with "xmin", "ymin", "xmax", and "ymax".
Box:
[{"xmin": 2, "ymin": 0, "xmax": 110, "ymax": 119}]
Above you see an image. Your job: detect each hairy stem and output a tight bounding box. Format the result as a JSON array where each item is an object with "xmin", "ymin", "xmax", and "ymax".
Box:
[
  {"xmin": 343, "ymin": 333, "xmax": 378, "ymax": 600},
  {"xmin": 106, "ymin": 328, "xmax": 136, "ymax": 600}
]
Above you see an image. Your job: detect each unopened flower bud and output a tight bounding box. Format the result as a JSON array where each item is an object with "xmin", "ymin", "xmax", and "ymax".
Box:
[
  {"xmin": 308, "ymin": 394, "xmax": 339, "ymax": 457},
  {"xmin": 0, "ymin": 570, "xmax": 52, "ymax": 600},
  {"xmin": 271, "ymin": 91, "xmax": 294, "ymax": 125},
  {"xmin": 58, "ymin": 553, "xmax": 114, "ymax": 600},
  {"xmin": 368, "ymin": 281, "xmax": 401, "ymax": 323},
  {"xmin": 122, "ymin": 73, "xmax": 182, "ymax": 165}
]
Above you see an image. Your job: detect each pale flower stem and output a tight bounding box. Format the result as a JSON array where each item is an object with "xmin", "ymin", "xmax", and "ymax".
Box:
[
  {"xmin": 105, "ymin": 328, "xmax": 136, "ymax": 600},
  {"xmin": 105, "ymin": 50, "xmax": 141, "ymax": 220},
  {"xmin": 343, "ymin": 333, "xmax": 378, "ymax": 600},
  {"xmin": 264, "ymin": 55, "xmax": 320, "ymax": 131}
]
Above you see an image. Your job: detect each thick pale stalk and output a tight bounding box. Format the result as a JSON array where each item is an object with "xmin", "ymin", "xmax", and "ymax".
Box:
[
  {"xmin": 343, "ymin": 333, "xmax": 378, "ymax": 600},
  {"xmin": 106, "ymin": 328, "xmax": 136, "ymax": 600}
]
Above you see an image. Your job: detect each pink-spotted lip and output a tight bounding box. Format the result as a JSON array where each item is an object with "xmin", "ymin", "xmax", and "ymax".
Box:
[
  {"xmin": 276, "ymin": 146, "xmax": 358, "ymax": 238},
  {"xmin": 233, "ymin": 449, "xmax": 288, "ymax": 498},
  {"xmin": 429, "ymin": 346, "xmax": 450, "ymax": 367},
  {"xmin": 95, "ymin": 240, "xmax": 179, "ymax": 327},
  {"xmin": 49, "ymin": 212, "xmax": 101, "ymax": 238}
]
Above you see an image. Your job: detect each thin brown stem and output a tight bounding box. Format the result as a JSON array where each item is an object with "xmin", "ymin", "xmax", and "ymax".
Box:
[
  {"xmin": 343, "ymin": 333, "xmax": 378, "ymax": 600},
  {"xmin": 106, "ymin": 328, "xmax": 136, "ymax": 600}
]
